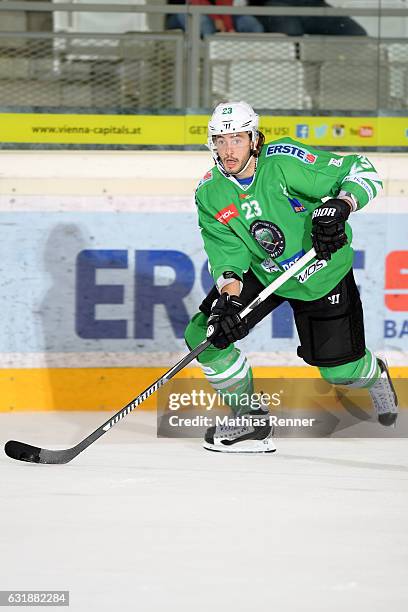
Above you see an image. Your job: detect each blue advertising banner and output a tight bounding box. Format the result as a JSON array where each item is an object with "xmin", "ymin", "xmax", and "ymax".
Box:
[{"xmin": 0, "ymin": 205, "xmax": 407, "ymax": 366}]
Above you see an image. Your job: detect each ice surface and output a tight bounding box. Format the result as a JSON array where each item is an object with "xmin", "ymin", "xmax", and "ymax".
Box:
[{"xmin": 1, "ymin": 411, "xmax": 408, "ymax": 612}]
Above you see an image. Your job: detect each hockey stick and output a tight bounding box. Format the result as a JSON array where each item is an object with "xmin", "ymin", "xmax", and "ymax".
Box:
[{"xmin": 4, "ymin": 247, "xmax": 316, "ymax": 464}]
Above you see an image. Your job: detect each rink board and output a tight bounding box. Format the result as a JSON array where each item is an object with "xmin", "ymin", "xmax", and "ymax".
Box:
[
  {"xmin": 1, "ymin": 366, "xmax": 407, "ymax": 413},
  {"xmin": 2, "ymin": 113, "xmax": 408, "ymax": 148},
  {"xmin": 0, "ymin": 153, "xmax": 407, "ymax": 411},
  {"xmin": 0, "ymin": 366, "xmax": 319, "ymax": 412},
  {"xmin": 0, "ymin": 203, "xmax": 406, "ymax": 411}
]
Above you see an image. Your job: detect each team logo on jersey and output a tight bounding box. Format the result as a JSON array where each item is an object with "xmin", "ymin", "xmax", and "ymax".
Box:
[
  {"xmin": 215, "ymin": 203, "xmax": 239, "ymax": 224},
  {"xmin": 197, "ymin": 170, "xmax": 213, "ymax": 189},
  {"xmin": 266, "ymin": 144, "xmax": 317, "ymax": 164},
  {"xmin": 279, "ymin": 250, "xmax": 306, "ymax": 271},
  {"xmin": 288, "ymin": 197, "xmax": 306, "ymax": 213},
  {"xmin": 250, "ymin": 221, "xmax": 286, "ymax": 258}
]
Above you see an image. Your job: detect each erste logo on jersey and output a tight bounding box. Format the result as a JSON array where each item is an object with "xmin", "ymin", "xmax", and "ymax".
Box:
[
  {"xmin": 266, "ymin": 144, "xmax": 317, "ymax": 165},
  {"xmin": 215, "ymin": 203, "xmax": 239, "ymax": 224},
  {"xmin": 279, "ymin": 249, "xmax": 306, "ymax": 271},
  {"xmin": 250, "ymin": 221, "xmax": 286, "ymax": 258}
]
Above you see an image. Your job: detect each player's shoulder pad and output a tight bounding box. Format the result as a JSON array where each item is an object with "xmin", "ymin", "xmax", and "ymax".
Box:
[{"xmin": 263, "ymin": 137, "xmax": 319, "ymax": 166}]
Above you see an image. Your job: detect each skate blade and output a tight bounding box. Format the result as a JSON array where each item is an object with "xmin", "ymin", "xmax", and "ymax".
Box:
[{"xmin": 203, "ymin": 437, "xmax": 276, "ymax": 454}]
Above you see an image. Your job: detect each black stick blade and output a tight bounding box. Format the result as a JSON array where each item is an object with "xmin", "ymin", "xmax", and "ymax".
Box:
[
  {"xmin": 5, "ymin": 440, "xmax": 42, "ymax": 463},
  {"xmin": 5, "ymin": 439, "xmax": 80, "ymax": 464}
]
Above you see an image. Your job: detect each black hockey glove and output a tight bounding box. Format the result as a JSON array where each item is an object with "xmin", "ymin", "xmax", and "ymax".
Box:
[
  {"xmin": 207, "ymin": 293, "xmax": 249, "ymax": 350},
  {"xmin": 311, "ymin": 198, "xmax": 351, "ymax": 261}
]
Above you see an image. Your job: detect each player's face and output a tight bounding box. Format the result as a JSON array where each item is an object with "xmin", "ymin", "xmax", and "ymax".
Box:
[{"xmin": 214, "ymin": 132, "xmax": 252, "ymax": 175}]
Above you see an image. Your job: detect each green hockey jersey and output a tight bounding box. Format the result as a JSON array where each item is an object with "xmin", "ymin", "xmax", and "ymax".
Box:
[{"xmin": 195, "ymin": 137, "xmax": 382, "ymax": 300}]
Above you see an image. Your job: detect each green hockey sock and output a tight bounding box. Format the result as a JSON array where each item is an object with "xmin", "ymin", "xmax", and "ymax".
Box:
[
  {"xmin": 184, "ymin": 311, "xmax": 254, "ymax": 414},
  {"xmin": 200, "ymin": 348, "xmax": 254, "ymax": 415},
  {"xmin": 319, "ymin": 349, "xmax": 380, "ymax": 389}
]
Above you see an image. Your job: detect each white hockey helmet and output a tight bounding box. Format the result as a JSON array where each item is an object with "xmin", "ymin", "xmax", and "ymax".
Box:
[{"xmin": 207, "ymin": 101, "xmax": 260, "ymax": 158}]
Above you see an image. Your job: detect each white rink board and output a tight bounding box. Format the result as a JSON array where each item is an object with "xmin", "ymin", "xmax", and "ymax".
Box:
[{"xmin": 0, "ymin": 151, "xmax": 407, "ymax": 368}]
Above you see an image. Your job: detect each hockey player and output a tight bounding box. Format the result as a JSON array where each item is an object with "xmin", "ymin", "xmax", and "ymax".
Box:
[{"xmin": 185, "ymin": 101, "xmax": 398, "ymax": 453}]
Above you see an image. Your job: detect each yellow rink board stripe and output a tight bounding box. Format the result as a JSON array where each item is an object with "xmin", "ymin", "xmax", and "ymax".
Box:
[
  {"xmin": 1, "ymin": 113, "xmax": 408, "ymax": 147},
  {"xmin": 0, "ymin": 366, "xmax": 407, "ymax": 412}
]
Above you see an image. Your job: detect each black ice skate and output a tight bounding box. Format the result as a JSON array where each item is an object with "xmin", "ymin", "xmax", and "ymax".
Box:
[
  {"xmin": 369, "ymin": 358, "xmax": 398, "ymax": 426},
  {"xmin": 203, "ymin": 408, "xmax": 276, "ymax": 454}
]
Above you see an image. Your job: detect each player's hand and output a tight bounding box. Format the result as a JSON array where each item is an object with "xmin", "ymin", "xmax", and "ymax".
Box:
[
  {"xmin": 311, "ymin": 198, "xmax": 351, "ymax": 261},
  {"xmin": 206, "ymin": 293, "xmax": 249, "ymax": 349}
]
